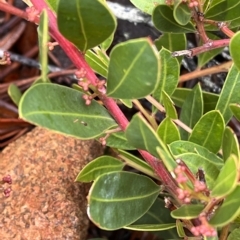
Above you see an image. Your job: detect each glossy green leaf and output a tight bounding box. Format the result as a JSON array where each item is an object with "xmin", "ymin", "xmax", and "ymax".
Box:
[
  {"xmin": 88, "ymin": 171, "xmax": 160, "ymax": 230},
  {"xmin": 172, "ymin": 88, "xmax": 219, "ymax": 113},
  {"xmin": 125, "ymin": 113, "xmax": 163, "ymax": 157},
  {"xmin": 230, "ymin": 31, "xmax": 240, "ymax": 72},
  {"xmin": 155, "ymin": 33, "xmax": 186, "ymax": 63},
  {"xmin": 106, "ymin": 132, "xmax": 135, "ymax": 150},
  {"xmin": 38, "ymin": 10, "xmax": 50, "ymax": 82},
  {"xmin": 120, "ymin": 99, "xmax": 133, "ymax": 108},
  {"xmin": 211, "ymin": 155, "xmax": 239, "ymax": 198},
  {"xmin": 215, "ymin": 64, "xmax": 240, "ymax": 123},
  {"xmin": 222, "ymin": 127, "xmax": 239, "ymax": 161},
  {"xmin": 179, "ymin": 84, "xmax": 203, "ymax": 140},
  {"xmin": 57, "ymin": 0, "xmax": 116, "ymax": 52},
  {"xmin": 169, "ymin": 140, "xmax": 224, "ymax": 169},
  {"xmin": 173, "ymin": 0, "xmax": 191, "ymax": 25},
  {"xmin": 100, "ymin": 33, "xmax": 114, "ymax": 51},
  {"xmin": 76, "ymin": 156, "xmax": 124, "ymax": 182},
  {"xmin": 171, "ymin": 204, "xmax": 204, "ymax": 219},
  {"xmin": 228, "ymin": 228, "xmax": 240, "ymax": 240},
  {"xmin": 175, "ymin": 153, "xmax": 220, "ymax": 189},
  {"xmin": 198, "ymin": 33, "xmax": 224, "ymax": 68},
  {"xmin": 162, "ymin": 91, "xmax": 178, "ymax": 119},
  {"xmin": 157, "ymin": 117, "xmax": 180, "ymax": 145},
  {"xmin": 176, "ymin": 220, "xmax": 185, "ymax": 238},
  {"xmin": 126, "ymin": 197, "xmax": 178, "ymax": 237},
  {"xmin": 125, "ymin": 223, "xmax": 175, "ymax": 231},
  {"xmin": 156, "ymin": 144, "xmax": 178, "ymax": 173},
  {"xmin": 107, "ymin": 38, "xmax": 160, "ymax": 99},
  {"xmin": 189, "ymin": 110, "xmax": 225, "ymax": 153},
  {"xmin": 153, "ymin": 48, "xmax": 179, "ymax": 104},
  {"xmin": 129, "ymin": 198, "xmax": 175, "ymax": 225},
  {"xmin": 19, "ymin": 83, "xmax": 117, "ymax": 139},
  {"xmin": 152, "ymin": 5, "xmax": 195, "ymax": 33},
  {"xmin": 85, "ymin": 49, "xmax": 108, "ymax": 78},
  {"xmin": 210, "ymin": 186, "xmax": 240, "ymax": 227},
  {"xmin": 46, "ymin": 0, "xmax": 58, "ymax": 12},
  {"xmin": 125, "ymin": 113, "xmax": 177, "ymax": 171},
  {"xmin": 205, "ymin": 1, "xmax": 240, "ymax": 21},
  {"xmin": 92, "ymin": 46, "xmax": 109, "ymax": 66},
  {"xmin": 118, "ymin": 150, "xmax": 155, "ymax": 179},
  {"xmin": 130, "ymin": 0, "xmax": 165, "ymax": 15},
  {"xmin": 230, "ymin": 103, "xmax": 240, "ymax": 122},
  {"xmin": 8, "ymin": 83, "xmax": 22, "ymax": 106}
]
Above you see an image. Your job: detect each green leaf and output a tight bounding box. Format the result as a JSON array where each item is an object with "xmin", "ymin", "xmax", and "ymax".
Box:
[
  {"xmin": 162, "ymin": 91, "xmax": 178, "ymax": 119},
  {"xmin": 211, "ymin": 155, "xmax": 239, "ymax": 198},
  {"xmin": 107, "ymin": 38, "xmax": 160, "ymax": 99},
  {"xmin": 125, "ymin": 113, "xmax": 177, "ymax": 171},
  {"xmin": 198, "ymin": 33, "xmax": 224, "ymax": 68},
  {"xmin": 46, "ymin": 0, "xmax": 58, "ymax": 12},
  {"xmin": 230, "ymin": 31, "xmax": 240, "ymax": 71},
  {"xmin": 175, "ymin": 153, "xmax": 220, "ymax": 189},
  {"xmin": 222, "ymin": 127, "xmax": 239, "ymax": 161},
  {"xmin": 176, "ymin": 220, "xmax": 185, "ymax": 238},
  {"xmin": 106, "ymin": 132, "xmax": 135, "ymax": 150},
  {"xmin": 152, "ymin": 48, "xmax": 179, "ymax": 103},
  {"xmin": 75, "ymin": 156, "xmax": 124, "ymax": 182},
  {"xmin": 130, "ymin": 0, "xmax": 165, "ymax": 15},
  {"xmin": 129, "ymin": 198, "xmax": 175, "ymax": 225},
  {"xmin": 179, "ymin": 84, "xmax": 203, "ymax": 140},
  {"xmin": 19, "ymin": 83, "xmax": 117, "ymax": 139},
  {"xmin": 189, "ymin": 110, "xmax": 225, "ymax": 153},
  {"xmin": 125, "ymin": 223, "xmax": 175, "ymax": 231},
  {"xmin": 38, "ymin": 10, "xmax": 50, "ymax": 82},
  {"xmin": 125, "ymin": 113, "xmax": 163, "ymax": 157},
  {"xmin": 171, "ymin": 204, "xmax": 204, "ymax": 220},
  {"xmin": 172, "ymin": 88, "xmax": 219, "ymax": 113},
  {"xmin": 8, "ymin": 83, "xmax": 22, "ymax": 106},
  {"xmin": 210, "ymin": 186, "xmax": 240, "ymax": 227},
  {"xmin": 85, "ymin": 49, "xmax": 108, "ymax": 78},
  {"xmin": 92, "ymin": 46, "xmax": 109, "ymax": 66},
  {"xmin": 230, "ymin": 103, "xmax": 240, "ymax": 122},
  {"xmin": 205, "ymin": 1, "xmax": 240, "ymax": 21},
  {"xmin": 120, "ymin": 99, "xmax": 133, "ymax": 108},
  {"xmin": 118, "ymin": 150, "xmax": 155, "ymax": 179},
  {"xmin": 215, "ymin": 64, "xmax": 240, "ymax": 123},
  {"xmin": 152, "ymin": 5, "xmax": 195, "ymax": 33},
  {"xmin": 57, "ymin": 0, "xmax": 116, "ymax": 52},
  {"xmin": 169, "ymin": 140, "xmax": 224, "ymax": 169},
  {"xmin": 228, "ymin": 228, "xmax": 240, "ymax": 240},
  {"xmin": 100, "ymin": 32, "xmax": 114, "ymax": 51},
  {"xmin": 157, "ymin": 117, "xmax": 180, "ymax": 145},
  {"xmin": 155, "ymin": 33, "xmax": 186, "ymax": 63},
  {"xmin": 88, "ymin": 171, "xmax": 160, "ymax": 230},
  {"xmin": 173, "ymin": 0, "xmax": 191, "ymax": 25},
  {"xmin": 126, "ymin": 198, "xmax": 177, "ymax": 235}
]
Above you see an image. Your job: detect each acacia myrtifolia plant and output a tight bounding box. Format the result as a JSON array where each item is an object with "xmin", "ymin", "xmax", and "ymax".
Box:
[{"xmin": 2, "ymin": 0, "xmax": 240, "ymax": 239}]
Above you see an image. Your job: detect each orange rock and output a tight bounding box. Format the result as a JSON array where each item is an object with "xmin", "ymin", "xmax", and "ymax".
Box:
[{"xmin": 0, "ymin": 127, "xmax": 103, "ymax": 240}]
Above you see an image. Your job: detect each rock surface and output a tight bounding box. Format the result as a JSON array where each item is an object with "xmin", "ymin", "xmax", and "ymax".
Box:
[{"xmin": 0, "ymin": 127, "xmax": 104, "ymax": 240}]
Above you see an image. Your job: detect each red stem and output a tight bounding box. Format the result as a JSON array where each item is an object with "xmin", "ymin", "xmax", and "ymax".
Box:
[{"xmin": 190, "ymin": 39, "xmax": 230, "ymax": 56}]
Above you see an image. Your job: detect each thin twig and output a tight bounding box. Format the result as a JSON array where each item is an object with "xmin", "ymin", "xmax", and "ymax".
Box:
[
  {"xmin": 179, "ymin": 61, "xmax": 232, "ymax": 83},
  {"xmin": 145, "ymin": 95, "xmax": 192, "ymax": 134},
  {"xmin": 132, "ymin": 99, "xmax": 158, "ymax": 130}
]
